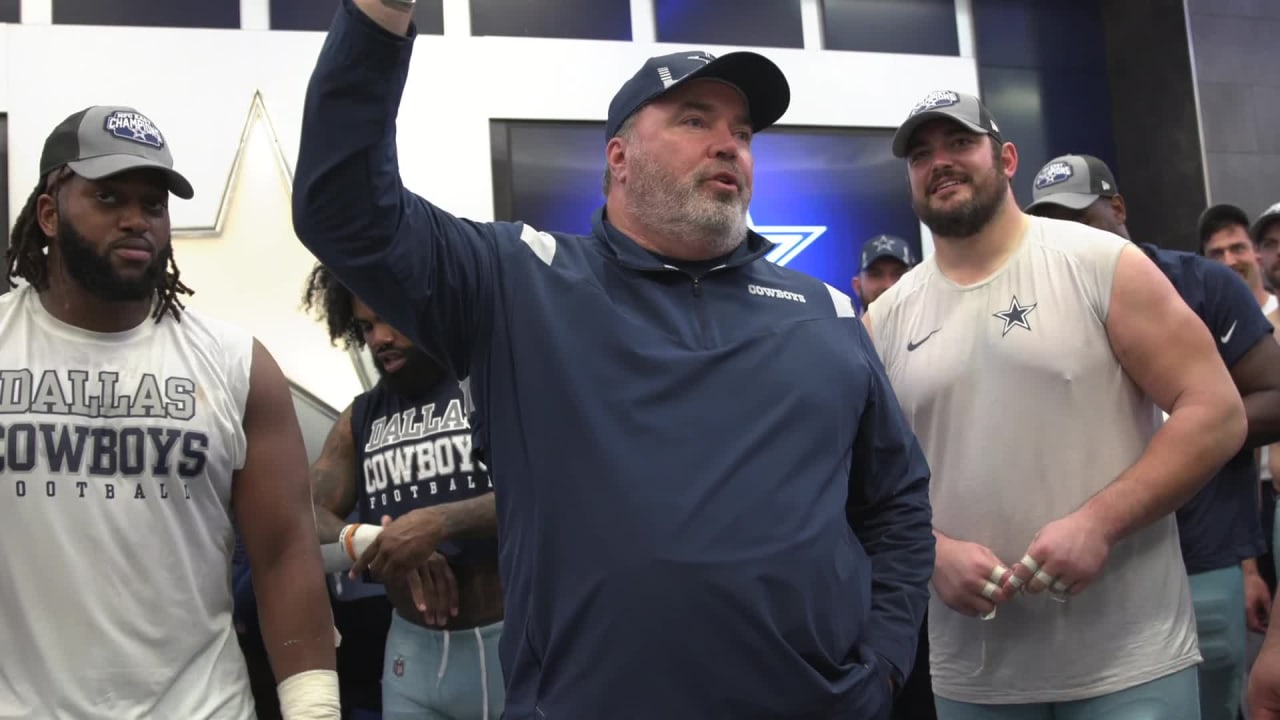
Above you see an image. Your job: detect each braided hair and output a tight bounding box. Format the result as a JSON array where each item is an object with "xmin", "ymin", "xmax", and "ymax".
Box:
[{"xmin": 5, "ymin": 171, "xmax": 193, "ymax": 322}]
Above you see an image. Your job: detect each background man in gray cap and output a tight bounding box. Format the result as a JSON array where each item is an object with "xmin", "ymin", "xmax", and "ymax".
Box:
[
  {"xmin": 1026, "ymin": 153, "xmax": 1280, "ymax": 720},
  {"xmin": 291, "ymin": 0, "xmax": 935, "ymax": 717},
  {"xmin": 1251, "ymin": 202, "xmax": 1280, "ymax": 293},
  {"xmin": 0, "ymin": 106, "xmax": 339, "ymax": 718},
  {"xmin": 866, "ymin": 89, "xmax": 1246, "ymax": 718},
  {"xmin": 853, "ymin": 234, "xmax": 916, "ymax": 311}
]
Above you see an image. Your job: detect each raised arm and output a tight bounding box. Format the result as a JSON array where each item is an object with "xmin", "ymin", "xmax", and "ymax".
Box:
[
  {"xmin": 292, "ymin": 0, "xmax": 500, "ymax": 377},
  {"xmin": 1084, "ymin": 245, "xmax": 1247, "ymax": 542},
  {"xmin": 311, "ymin": 404, "xmax": 359, "ymax": 544},
  {"xmin": 233, "ymin": 340, "xmax": 339, "ymax": 716},
  {"xmin": 846, "ymin": 325, "xmax": 934, "ymax": 690}
]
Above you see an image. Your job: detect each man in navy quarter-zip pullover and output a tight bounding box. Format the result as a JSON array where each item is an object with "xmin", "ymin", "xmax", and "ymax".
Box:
[{"xmin": 291, "ymin": 1, "xmax": 934, "ymax": 717}]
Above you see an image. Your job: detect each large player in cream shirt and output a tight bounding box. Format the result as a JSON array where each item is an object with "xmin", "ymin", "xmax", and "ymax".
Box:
[{"xmin": 867, "ymin": 91, "xmax": 1246, "ymax": 717}]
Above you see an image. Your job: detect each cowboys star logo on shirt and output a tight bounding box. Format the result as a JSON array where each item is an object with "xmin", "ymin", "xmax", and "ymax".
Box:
[
  {"xmin": 1033, "ymin": 161, "xmax": 1073, "ymax": 190},
  {"xmin": 993, "ymin": 295, "xmax": 1037, "ymax": 336},
  {"xmin": 910, "ymin": 90, "xmax": 959, "ymax": 116}
]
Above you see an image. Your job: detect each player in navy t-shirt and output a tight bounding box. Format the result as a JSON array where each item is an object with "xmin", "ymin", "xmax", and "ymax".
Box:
[
  {"xmin": 303, "ymin": 263, "xmax": 504, "ymax": 719},
  {"xmin": 1027, "ymin": 154, "xmax": 1280, "ymax": 720}
]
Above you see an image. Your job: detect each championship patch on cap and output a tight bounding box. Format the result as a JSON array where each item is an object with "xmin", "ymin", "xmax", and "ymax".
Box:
[
  {"xmin": 910, "ymin": 90, "xmax": 959, "ymax": 117},
  {"xmin": 1033, "ymin": 161, "xmax": 1073, "ymax": 190},
  {"xmin": 103, "ymin": 110, "xmax": 165, "ymax": 149}
]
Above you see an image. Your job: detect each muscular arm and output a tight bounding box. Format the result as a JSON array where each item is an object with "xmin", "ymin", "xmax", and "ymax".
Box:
[
  {"xmin": 1202, "ymin": 260, "xmax": 1280, "ymax": 448},
  {"xmin": 233, "ymin": 340, "xmax": 336, "ymax": 682},
  {"xmin": 1082, "ymin": 245, "xmax": 1247, "ymax": 543},
  {"xmin": 311, "ymin": 404, "xmax": 358, "ymax": 543},
  {"xmin": 436, "ymin": 492, "xmax": 498, "ymax": 539},
  {"xmin": 1229, "ymin": 336, "xmax": 1280, "ymax": 448}
]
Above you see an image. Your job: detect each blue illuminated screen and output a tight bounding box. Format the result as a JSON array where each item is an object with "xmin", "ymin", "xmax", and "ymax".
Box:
[{"xmin": 489, "ymin": 120, "xmax": 921, "ymax": 306}]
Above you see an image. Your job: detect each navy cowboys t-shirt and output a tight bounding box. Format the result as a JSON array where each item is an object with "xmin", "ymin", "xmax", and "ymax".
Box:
[
  {"xmin": 351, "ymin": 375, "xmax": 497, "ymax": 564},
  {"xmin": 1142, "ymin": 243, "xmax": 1272, "ymax": 574}
]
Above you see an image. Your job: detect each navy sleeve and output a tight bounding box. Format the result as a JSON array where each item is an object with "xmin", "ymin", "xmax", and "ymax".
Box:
[
  {"xmin": 1201, "ymin": 259, "xmax": 1272, "ymax": 367},
  {"xmin": 847, "ymin": 323, "xmax": 935, "ymax": 687},
  {"xmin": 292, "ymin": 0, "xmax": 497, "ymax": 378}
]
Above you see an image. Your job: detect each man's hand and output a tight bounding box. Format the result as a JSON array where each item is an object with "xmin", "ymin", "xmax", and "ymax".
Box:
[
  {"xmin": 1247, "ymin": 560, "xmax": 1273, "ymax": 633},
  {"xmin": 402, "ymin": 553, "xmax": 459, "ymax": 628},
  {"xmin": 932, "ymin": 532, "xmax": 1014, "ymax": 617},
  {"xmin": 1005, "ymin": 509, "xmax": 1111, "ymax": 597},
  {"xmin": 350, "ymin": 508, "xmax": 445, "ymax": 581}
]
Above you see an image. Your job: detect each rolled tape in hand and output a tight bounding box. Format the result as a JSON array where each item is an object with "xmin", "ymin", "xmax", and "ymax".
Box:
[{"xmin": 320, "ymin": 524, "xmax": 384, "ymax": 573}]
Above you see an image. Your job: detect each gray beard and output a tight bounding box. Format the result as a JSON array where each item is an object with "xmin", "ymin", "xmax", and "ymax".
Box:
[{"xmin": 624, "ymin": 148, "xmax": 750, "ymax": 258}]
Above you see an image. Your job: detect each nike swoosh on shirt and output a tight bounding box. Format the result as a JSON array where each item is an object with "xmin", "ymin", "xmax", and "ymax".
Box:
[
  {"xmin": 907, "ymin": 328, "xmax": 941, "ymax": 352},
  {"xmin": 1220, "ymin": 320, "xmax": 1237, "ymax": 344}
]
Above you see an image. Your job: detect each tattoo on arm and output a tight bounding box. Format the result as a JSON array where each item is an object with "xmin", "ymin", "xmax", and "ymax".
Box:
[{"xmin": 311, "ymin": 405, "xmax": 359, "ymax": 543}]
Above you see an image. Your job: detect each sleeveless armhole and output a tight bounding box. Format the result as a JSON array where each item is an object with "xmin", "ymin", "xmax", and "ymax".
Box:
[{"xmin": 1066, "ymin": 225, "xmax": 1128, "ymax": 327}]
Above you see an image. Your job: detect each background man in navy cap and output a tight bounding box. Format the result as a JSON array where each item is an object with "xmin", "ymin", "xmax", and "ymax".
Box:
[
  {"xmin": 867, "ymin": 89, "xmax": 1245, "ymax": 718},
  {"xmin": 853, "ymin": 234, "xmax": 916, "ymax": 311},
  {"xmin": 1201, "ymin": 203, "xmax": 1277, "ymax": 313},
  {"xmin": 1026, "ymin": 153, "xmax": 1280, "ymax": 720},
  {"xmin": 290, "ymin": 0, "xmax": 935, "ymax": 717}
]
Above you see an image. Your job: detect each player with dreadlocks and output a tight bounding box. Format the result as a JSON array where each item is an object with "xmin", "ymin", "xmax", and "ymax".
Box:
[
  {"xmin": 302, "ymin": 261, "xmax": 506, "ymax": 719},
  {"xmin": 0, "ymin": 105, "xmax": 341, "ymax": 719}
]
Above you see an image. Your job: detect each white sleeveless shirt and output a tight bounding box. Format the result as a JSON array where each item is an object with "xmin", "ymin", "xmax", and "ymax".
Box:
[
  {"xmin": 868, "ymin": 217, "xmax": 1199, "ymax": 704},
  {"xmin": 0, "ymin": 286, "xmax": 256, "ymax": 719}
]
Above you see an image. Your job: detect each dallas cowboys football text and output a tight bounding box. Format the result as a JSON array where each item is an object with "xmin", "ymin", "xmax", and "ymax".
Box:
[
  {"xmin": 0, "ymin": 369, "xmax": 207, "ymax": 502},
  {"xmin": 362, "ymin": 398, "xmax": 491, "ymax": 511}
]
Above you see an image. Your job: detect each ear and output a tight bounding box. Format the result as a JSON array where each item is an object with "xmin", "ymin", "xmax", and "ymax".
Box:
[
  {"xmin": 36, "ymin": 192, "xmax": 58, "ymax": 239},
  {"xmin": 852, "ymin": 275, "xmax": 862, "ymax": 296},
  {"xmin": 1111, "ymin": 195, "xmax": 1127, "ymax": 226},
  {"xmin": 1000, "ymin": 141, "xmax": 1019, "ymax": 179},
  {"xmin": 606, "ymin": 136, "xmax": 628, "ymax": 187}
]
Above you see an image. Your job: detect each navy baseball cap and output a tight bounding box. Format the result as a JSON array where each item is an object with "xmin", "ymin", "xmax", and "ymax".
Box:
[
  {"xmin": 40, "ymin": 105, "xmax": 194, "ymax": 199},
  {"xmin": 892, "ymin": 90, "xmax": 1002, "ymax": 158},
  {"xmin": 1198, "ymin": 203, "xmax": 1252, "ymax": 251},
  {"xmin": 605, "ymin": 50, "xmax": 790, "ymax": 140},
  {"xmin": 860, "ymin": 235, "xmax": 915, "ymax": 271},
  {"xmin": 1024, "ymin": 154, "xmax": 1119, "ymax": 212}
]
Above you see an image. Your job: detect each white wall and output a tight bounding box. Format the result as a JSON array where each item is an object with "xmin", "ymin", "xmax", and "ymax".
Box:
[{"xmin": 0, "ymin": 6, "xmax": 980, "ymax": 408}]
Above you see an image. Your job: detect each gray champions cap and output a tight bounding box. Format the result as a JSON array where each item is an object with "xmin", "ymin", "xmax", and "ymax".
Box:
[
  {"xmin": 39, "ymin": 106, "xmax": 194, "ymax": 199},
  {"xmin": 1024, "ymin": 154, "xmax": 1119, "ymax": 212},
  {"xmin": 891, "ymin": 90, "xmax": 1002, "ymax": 158},
  {"xmin": 1252, "ymin": 201, "xmax": 1280, "ymax": 242}
]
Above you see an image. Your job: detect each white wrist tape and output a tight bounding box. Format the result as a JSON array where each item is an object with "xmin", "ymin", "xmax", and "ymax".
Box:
[
  {"xmin": 319, "ymin": 524, "xmax": 383, "ymax": 573},
  {"xmin": 276, "ymin": 669, "xmax": 340, "ymax": 720}
]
